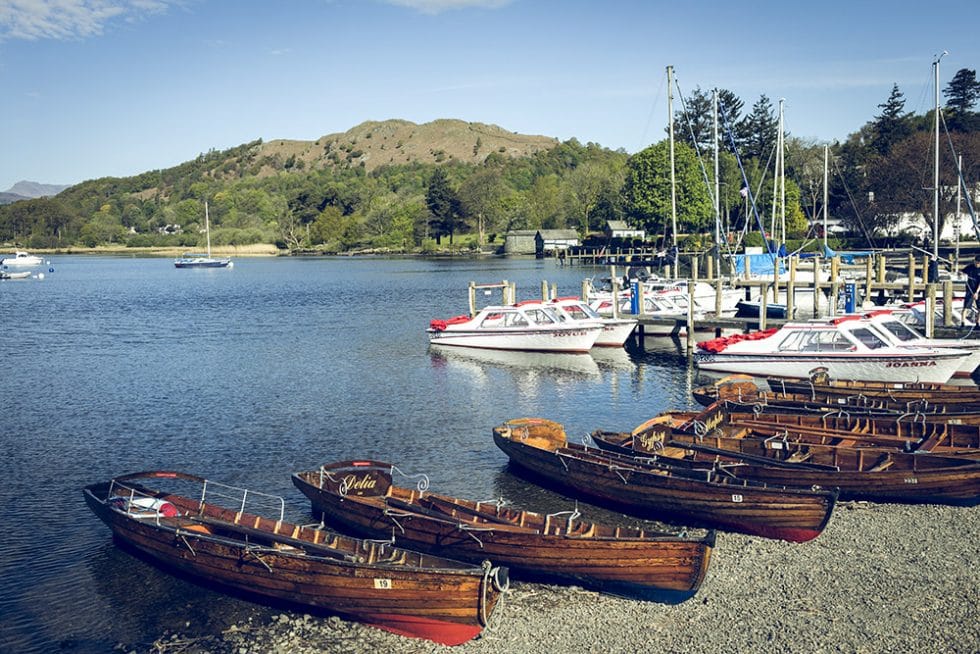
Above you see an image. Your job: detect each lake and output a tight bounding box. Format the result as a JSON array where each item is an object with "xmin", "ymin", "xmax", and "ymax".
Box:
[{"xmin": 0, "ymin": 255, "xmax": 702, "ymax": 653}]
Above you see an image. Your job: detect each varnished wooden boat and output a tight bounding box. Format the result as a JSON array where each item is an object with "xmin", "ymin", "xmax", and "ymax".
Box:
[
  {"xmin": 83, "ymin": 471, "xmax": 507, "ymax": 646},
  {"xmin": 292, "ymin": 460, "xmax": 713, "ymax": 603},
  {"xmin": 637, "ymin": 402, "xmax": 980, "ymax": 458},
  {"xmin": 765, "ymin": 375, "xmax": 980, "ymax": 407},
  {"xmin": 492, "ymin": 418, "xmax": 837, "ymax": 543},
  {"xmin": 692, "ymin": 375, "xmax": 980, "ymax": 422},
  {"xmin": 594, "ymin": 406, "xmax": 980, "ymax": 505}
]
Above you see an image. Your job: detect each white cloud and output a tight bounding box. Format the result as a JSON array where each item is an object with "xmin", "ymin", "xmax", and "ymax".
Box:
[
  {"xmin": 380, "ymin": 0, "xmax": 512, "ymax": 15},
  {"xmin": 0, "ymin": 0, "xmax": 175, "ymax": 41}
]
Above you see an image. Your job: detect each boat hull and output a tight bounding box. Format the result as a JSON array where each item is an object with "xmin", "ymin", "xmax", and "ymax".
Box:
[
  {"xmin": 694, "ymin": 350, "xmax": 964, "ymax": 383},
  {"xmin": 174, "ymin": 259, "xmax": 231, "ymax": 268},
  {"xmin": 492, "ymin": 420, "xmax": 836, "ymax": 543},
  {"xmin": 594, "ymin": 319, "xmax": 638, "ymax": 347},
  {"xmin": 293, "ymin": 464, "xmax": 712, "ymax": 603},
  {"xmin": 427, "ymin": 326, "xmax": 599, "ymax": 352},
  {"xmin": 83, "ymin": 473, "xmax": 501, "ymax": 645},
  {"xmin": 595, "ymin": 428, "xmax": 980, "ymax": 505}
]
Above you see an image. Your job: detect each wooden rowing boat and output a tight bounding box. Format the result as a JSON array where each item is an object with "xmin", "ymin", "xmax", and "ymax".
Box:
[
  {"xmin": 594, "ymin": 405, "xmax": 980, "ymax": 505},
  {"xmin": 765, "ymin": 375, "xmax": 980, "ymax": 408},
  {"xmin": 292, "ymin": 460, "xmax": 713, "ymax": 603},
  {"xmin": 632, "ymin": 402, "xmax": 980, "ymax": 458},
  {"xmin": 492, "ymin": 418, "xmax": 837, "ymax": 543},
  {"xmin": 83, "ymin": 471, "xmax": 507, "ymax": 646},
  {"xmin": 692, "ymin": 375, "xmax": 980, "ymax": 422}
]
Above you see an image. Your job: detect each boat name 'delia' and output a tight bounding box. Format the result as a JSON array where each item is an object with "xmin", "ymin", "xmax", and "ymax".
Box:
[{"xmin": 341, "ymin": 474, "xmax": 380, "ymax": 494}]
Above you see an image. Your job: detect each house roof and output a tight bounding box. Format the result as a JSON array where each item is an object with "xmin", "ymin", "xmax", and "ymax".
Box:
[
  {"xmin": 606, "ymin": 220, "xmax": 630, "ymax": 231},
  {"xmin": 536, "ymin": 229, "xmax": 580, "ymax": 239}
]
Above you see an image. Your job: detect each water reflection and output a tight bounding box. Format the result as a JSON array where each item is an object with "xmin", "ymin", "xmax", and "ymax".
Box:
[{"xmin": 428, "ymin": 344, "xmax": 602, "ymax": 381}]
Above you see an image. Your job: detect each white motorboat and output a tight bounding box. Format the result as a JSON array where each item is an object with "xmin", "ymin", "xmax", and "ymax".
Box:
[
  {"xmin": 694, "ymin": 315, "xmax": 969, "ymax": 383},
  {"xmin": 1, "ymin": 251, "xmax": 44, "ymax": 267},
  {"xmin": 643, "ymin": 277, "xmax": 743, "ymax": 316},
  {"xmin": 548, "ymin": 297, "xmax": 637, "ymax": 347},
  {"xmin": 861, "ymin": 308, "xmax": 980, "ymax": 378},
  {"xmin": 427, "ymin": 303, "xmax": 601, "ymax": 352},
  {"xmin": 0, "ymin": 270, "xmax": 33, "ymax": 280},
  {"xmin": 588, "ymin": 287, "xmax": 716, "ymax": 337}
]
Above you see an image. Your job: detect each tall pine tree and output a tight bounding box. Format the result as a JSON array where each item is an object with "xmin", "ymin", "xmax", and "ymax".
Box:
[
  {"xmin": 871, "ymin": 83, "xmax": 912, "ymax": 155},
  {"xmin": 943, "ymin": 68, "xmax": 980, "ymax": 131}
]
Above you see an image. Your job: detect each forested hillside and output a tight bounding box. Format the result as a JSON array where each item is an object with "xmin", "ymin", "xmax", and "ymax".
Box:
[{"xmin": 3, "ymin": 68, "xmax": 980, "ymax": 255}]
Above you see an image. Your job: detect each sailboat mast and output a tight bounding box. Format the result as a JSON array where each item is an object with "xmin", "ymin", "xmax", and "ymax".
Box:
[
  {"xmin": 667, "ymin": 65, "xmax": 678, "ymax": 266},
  {"xmin": 778, "ymin": 99, "xmax": 785, "ymax": 248},
  {"xmin": 823, "ymin": 145, "xmax": 829, "ymax": 252},
  {"xmin": 713, "ymin": 89, "xmax": 721, "ymax": 272},
  {"xmin": 933, "ymin": 51, "xmax": 947, "ymax": 262},
  {"xmin": 205, "ymin": 200, "xmax": 212, "ymax": 258}
]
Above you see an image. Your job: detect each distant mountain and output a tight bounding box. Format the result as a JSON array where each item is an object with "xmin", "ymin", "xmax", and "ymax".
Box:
[{"xmin": 0, "ymin": 181, "xmax": 71, "ymax": 205}]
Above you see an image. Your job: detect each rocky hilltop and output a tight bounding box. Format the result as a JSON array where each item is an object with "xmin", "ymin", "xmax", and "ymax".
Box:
[{"xmin": 253, "ymin": 118, "xmax": 560, "ymax": 175}]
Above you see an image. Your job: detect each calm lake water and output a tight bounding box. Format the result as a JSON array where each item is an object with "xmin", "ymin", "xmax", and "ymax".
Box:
[{"xmin": 0, "ymin": 255, "xmax": 702, "ymax": 653}]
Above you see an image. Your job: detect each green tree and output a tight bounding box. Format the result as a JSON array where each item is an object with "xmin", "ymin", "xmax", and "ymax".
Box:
[
  {"xmin": 674, "ymin": 86, "xmax": 714, "ymax": 154},
  {"xmin": 458, "ymin": 165, "xmax": 506, "ymax": 246},
  {"xmin": 524, "ymin": 174, "xmax": 563, "ymax": 229},
  {"xmin": 870, "ymin": 84, "xmax": 912, "ymax": 155},
  {"xmin": 623, "ymin": 140, "xmax": 712, "ymax": 240},
  {"xmin": 740, "ymin": 95, "xmax": 778, "ymax": 160},
  {"xmin": 425, "ymin": 168, "xmax": 465, "ymax": 245},
  {"xmin": 944, "ymin": 68, "xmax": 980, "ymax": 131}
]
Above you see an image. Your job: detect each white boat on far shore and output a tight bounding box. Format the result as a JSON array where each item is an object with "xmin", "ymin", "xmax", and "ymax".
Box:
[{"xmin": 1, "ymin": 251, "xmax": 44, "ymax": 267}]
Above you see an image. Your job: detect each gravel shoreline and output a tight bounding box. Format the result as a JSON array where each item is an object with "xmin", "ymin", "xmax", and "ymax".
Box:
[{"xmin": 135, "ymin": 501, "xmax": 979, "ymax": 654}]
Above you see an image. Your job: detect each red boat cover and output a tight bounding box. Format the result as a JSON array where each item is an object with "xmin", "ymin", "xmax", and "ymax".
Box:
[
  {"xmin": 697, "ymin": 327, "xmax": 779, "ymax": 353},
  {"xmin": 429, "ymin": 315, "xmax": 471, "ymax": 331}
]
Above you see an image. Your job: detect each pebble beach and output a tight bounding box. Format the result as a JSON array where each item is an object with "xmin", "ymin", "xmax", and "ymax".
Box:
[{"xmin": 137, "ymin": 501, "xmax": 979, "ymax": 654}]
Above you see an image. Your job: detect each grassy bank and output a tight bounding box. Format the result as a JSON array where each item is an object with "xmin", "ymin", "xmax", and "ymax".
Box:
[{"xmin": 17, "ymin": 243, "xmax": 283, "ymax": 258}]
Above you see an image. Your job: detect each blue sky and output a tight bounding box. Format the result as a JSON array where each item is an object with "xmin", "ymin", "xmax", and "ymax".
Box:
[{"xmin": 1, "ymin": 0, "xmax": 977, "ymax": 192}]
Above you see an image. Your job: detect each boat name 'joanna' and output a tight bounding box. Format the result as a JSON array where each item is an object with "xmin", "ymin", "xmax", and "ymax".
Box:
[{"xmin": 884, "ymin": 361, "xmax": 936, "ymax": 368}]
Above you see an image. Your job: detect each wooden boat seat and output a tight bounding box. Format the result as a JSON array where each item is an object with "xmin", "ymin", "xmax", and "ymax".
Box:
[
  {"xmin": 868, "ymin": 455, "xmax": 894, "ymax": 472},
  {"xmin": 416, "ymin": 496, "xmax": 526, "ymax": 529},
  {"xmin": 183, "ymin": 515, "xmax": 361, "ymax": 562},
  {"xmin": 785, "ymin": 450, "xmax": 811, "ymax": 463}
]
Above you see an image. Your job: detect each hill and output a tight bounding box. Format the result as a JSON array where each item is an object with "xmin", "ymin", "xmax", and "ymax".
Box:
[{"xmin": 251, "ymin": 119, "xmax": 560, "ymax": 175}]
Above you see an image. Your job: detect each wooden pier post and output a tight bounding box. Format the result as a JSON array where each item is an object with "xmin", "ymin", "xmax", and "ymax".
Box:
[
  {"xmin": 943, "ymin": 281, "xmax": 953, "ymax": 326},
  {"xmin": 759, "ymin": 283, "xmax": 769, "ymax": 330},
  {"xmin": 581, "ymin": 278, "xmax": 591, "ymax": 303},
  {"xmin": 786, "ymin": 256, "xmax": 796, "ymax": 319},
  {"xmin": 715, "ymin": 277, "xmax": 723, "ymax": 317},
  {"xmin": 876, "ymin": 254, "xmax": 886, "ymax": 284},
  {"xmin": 829, "ymin": 257, "xmax": 841, "ymax": 316},
  {"xmin": 812, "ymin": 256, "xmax": 822, "ymax": 317},
  {"xmin": 610, "ymin": 265, "xmax": 620, "ymax": 319},
  {"xmin": 706, "ymin": 255, "xmax": 714, "ymax": 281},
  {"xmin": 925, "ymin": 283, "xmax": 937, "ymax": 338},
  {"xmin": 686, "ymin": 280, "xmax": 696, "ymax": 352},
  {"xmin": 772, "ymin": 257, "xmax": 780, "ymax": 304},
  {"xmin": 541, "ymin": 280, "xmax": 548, "ymax": 301},
  {"xmin": 864, "ymin": 256, "xmax": 873, "ymax": 308},
  {"xmin": 468, "ymin": 281, "xmax": 477, "ymax": 317},
  {"xmin": 907, "ymin": 253, "xmax": 916, "ymax": 303}
]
